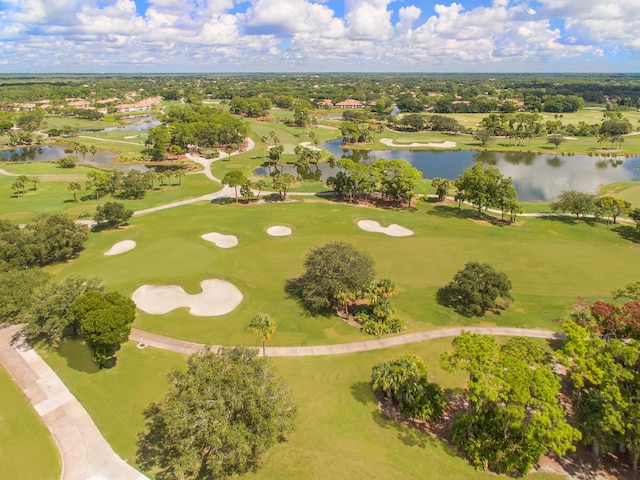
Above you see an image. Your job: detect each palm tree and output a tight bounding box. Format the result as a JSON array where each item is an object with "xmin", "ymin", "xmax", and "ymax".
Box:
[
  {"xmin": 68, "ymin": 182, "xmax": 82, "ymax": 202},
  {"xmin": 247, "ymin": 313, "xmax": 276, "ymax": 356},
  {"xmin": 334, "ymin": 290, "xmax": 357, "ymax": 318},
  {"xmin": 89, "ymin": 144, "xmax": 98, "ymax": 161},
  {"xmin": 375, "ymin": 278, "xmax": 399, "ymax": 299}
]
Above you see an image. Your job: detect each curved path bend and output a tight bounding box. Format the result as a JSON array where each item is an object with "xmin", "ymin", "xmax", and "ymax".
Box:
[
  {"xmin": 0, "ymin": 324, "xmax": 148, "ymax": 480},
  {"xmin": 130, "ymin": 326, "xmax": 567, "ymax": 357}
]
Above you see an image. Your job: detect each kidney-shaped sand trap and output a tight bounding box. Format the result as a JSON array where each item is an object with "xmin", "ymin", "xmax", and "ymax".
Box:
[
  {"xmin": 201, "ymin": 232, "xmax": 238, "ymax": 248},
  {"xmin": 104, "ymin": 240, "xmax": 137, "ymax": 256},
  {"xmin": 131, "ymin": 279, "xmax": 243, "ymax": 316},
  {"xmin": 266, "ymin": 226, "xmax": 292, "ymax": 236},
  {"xmin": 357, "ymin": 220, "xmax": 414, "ymax": 237}
]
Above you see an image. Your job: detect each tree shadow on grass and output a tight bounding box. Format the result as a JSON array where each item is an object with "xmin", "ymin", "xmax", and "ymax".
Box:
[
  {"xmin": 350, "ymin": 381, "xmax": 374, "ymax": 406},
  {"xmin": 427, "ymin": 205, "xmax": 511, "ymax": 227},
  {"xmin": 56, "ymin": 339, "xmax": 100, "ymax": 374},
  {"xmin": 537, "ymin": 215, "xmax": 581, "ymax": 226},
  {"xmin": 613, "ymin": 224, "xmax": 640, "ymax": 243},
  {"xmin": 370, "ymin": 390, "xmax": 462, "ymax": 454}
]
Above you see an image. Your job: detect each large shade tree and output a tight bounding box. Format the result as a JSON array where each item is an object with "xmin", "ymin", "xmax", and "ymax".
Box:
[
  {"xmin": 286, "ymin": 241, "xmax": 375, "ymax": 315},
  {"xmin": 437, "ymin": 261, "xmax": 513, "ymax": 317},
  {"xmin": 137, "ymin": 347, "xmax": 296, "ymax": 480}
]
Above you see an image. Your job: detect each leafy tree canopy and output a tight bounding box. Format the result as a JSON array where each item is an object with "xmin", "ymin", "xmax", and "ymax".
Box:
[
  {"xmin": 437, "ymin": 261, "xmax": 512, "ymax": 317},
  {"xmin": 137, "ymin": 347, "xmax": 296, "ymax": 480},
  {"xmin": 286, "ymin": 241, "xmax": 375, "ymax": 315}
]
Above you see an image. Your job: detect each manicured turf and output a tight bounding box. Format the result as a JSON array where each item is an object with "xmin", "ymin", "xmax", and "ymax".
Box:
[
  {"xmin": 0, "ymin": 365, "xmax": 61, "ymax": 480},
  {"xmin": 39, "ymin": 338, "xmax": 562, "ymax": 480},
  {"xmin": 601, "ymin": 181, "xmax": 640, "ymax": 208},
  {"xmin": 0, "ymin": 164, "xmax": 220, "ymax": 223},
  {"xmin": 38, "ymin": 339, "xmax": 186, "ymax": 464},
  {"xmin": 46, "ymin": 198, "xmax": 640, "ymax": 346}
]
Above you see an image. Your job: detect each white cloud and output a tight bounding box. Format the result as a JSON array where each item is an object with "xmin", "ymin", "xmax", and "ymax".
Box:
[
  {"xmin": 0, "ymin": 0, "xmax": 637, "ymax": 71},
  {"xmin": 345, "ymin": 0, "xmax": 394, "ymax": 40}
]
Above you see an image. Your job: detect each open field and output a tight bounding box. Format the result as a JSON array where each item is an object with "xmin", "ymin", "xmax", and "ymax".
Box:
[
  {"xmin": 0, "ymin": 365, "xmax": 61, "ymax": 480},
  {"xmin": 0, "ymin": 162, "xmax": 219, "ymax": 223},
  {"xmin": 39, "ymin": 337, "xmax": 562, "ymax": 480},
  {"xmin": 45, "ymin": 199, "xmax": 640, "ymax": 346}
]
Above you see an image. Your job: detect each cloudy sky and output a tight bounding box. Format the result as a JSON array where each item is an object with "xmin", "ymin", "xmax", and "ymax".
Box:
[{"xmin": 0, "ymin": 0, "xmax": 638, "ymax": 73}]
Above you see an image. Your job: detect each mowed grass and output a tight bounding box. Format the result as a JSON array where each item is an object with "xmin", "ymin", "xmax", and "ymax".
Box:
[
  {"xmin": 39, "ymin": 337, "xmax": 562, "ymax": 480},
  {"xmin": 0, "ymin": 365, "xmax": 61, "ymax": 480},
  {"xmin": 46, "ymin": 199, "xmax": 640, "ymax": 346},
  {"xmin": 0, "ymin": 165, "xmax": 220, "ymax": 223},
  {"xmin": 601, "ymin": 181, "xmax": 640, "ymax": 207},
  {"xmin": 38, "ymin": 339, "xmax": 186, "ymax": 464}
]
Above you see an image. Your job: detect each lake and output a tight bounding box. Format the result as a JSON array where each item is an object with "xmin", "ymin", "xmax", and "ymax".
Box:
[{"xmin": 255, "ymin": 139, "xmax": 640, "ymax": 202}]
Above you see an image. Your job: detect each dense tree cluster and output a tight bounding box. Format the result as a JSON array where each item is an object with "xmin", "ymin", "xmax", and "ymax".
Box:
[
  {"xmin": 228, "ymin": 96, "xmax": 272, "ymax": 117},
  {"xmin": 146, "ymin": 104, "xmax": 248, "ymax": 160},
  {"xmin": 559, "ymin": 319, "xmax": 640, "ymax": 472},
  {"xmin": 454, "ymin": 163, "xmax": 521, "ymax": 221},
  {"xmin": 442, "ymin": 334, "xmax": 581, "ymax": 475},
  {"xmin": 137, "ymin": 347, "xmax": 297, "ymax": 480},
  {"xmin": 286, "ymin": 242, "xmax": 404, "ymax": 334},
  {"xmin": 0, "ymin": 214, "xmax": 88, "ymax": 270},
  {"xmin": 327, "ymin": 158, "xmax": 423, "ymax": 207},
  {"xmin": 371, "ymin": 354, "xmax": 447, "ymax": 421}
]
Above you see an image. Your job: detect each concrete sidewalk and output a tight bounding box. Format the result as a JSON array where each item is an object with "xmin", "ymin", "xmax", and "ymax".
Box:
[
  {"xmin": 0, "ymin": 324, "xmax": 148, "ymax": 480},
  {"xmin": 130, "ymin": 326, "xmax": 566, "ymax": 357}
]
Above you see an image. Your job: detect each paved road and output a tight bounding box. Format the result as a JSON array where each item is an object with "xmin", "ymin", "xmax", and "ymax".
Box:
[
  {"xmin": 0, "ymin": 325, "xmax": 149, "ymax": 480},
  {"xmin": 130, "ymin": 326, "xmax": 567, "ymax": 357}
]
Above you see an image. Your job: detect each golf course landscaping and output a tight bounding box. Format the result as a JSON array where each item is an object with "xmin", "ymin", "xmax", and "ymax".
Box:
[{"xmin": 3, "ymin": 118, "xmax": 640, "ymax": 479}]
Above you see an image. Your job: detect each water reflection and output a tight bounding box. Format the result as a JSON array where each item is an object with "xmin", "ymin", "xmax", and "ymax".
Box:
[
  {"xmin": 82, "ymin": 115, "xmax": 161, "ymax": 133},
  {"xmin": 257, "ymin": 139, "xmax": 640, "ymax": 202}
]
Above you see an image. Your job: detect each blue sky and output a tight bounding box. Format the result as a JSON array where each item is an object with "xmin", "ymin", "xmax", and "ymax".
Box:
[{"xmin": 0, "ymin": 0, "xmax": 638, "ymax": 73}]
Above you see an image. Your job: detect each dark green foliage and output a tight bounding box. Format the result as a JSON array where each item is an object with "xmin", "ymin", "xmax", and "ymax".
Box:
[
  {"xmin": 443, "ymin": 333, "xmax": 580, "ymax": 476},
  {"xmin": 550, "ymin": 190, "xmax": 597, "ymax": 219},
  {"xmin": 286, "ymin": 241, "xmax": 375, "ymax": 315},
  {"xmin": 559, "ymin": 319, "xmax": 640, "ymax": 466},
  {"xmin": 0, "ymin": 214, "xmax": 88, "ymax": 269},
  {"xmin": 0, "ymin": 268, "xmax": 50, "ymax": 323},
  {"xmin": 438, "ymin": 261, "xmax": 512, "ymax": 317},
  {"xmin": 371, "ymin": 354, "xmax": 447, "ymax": 422},
  {"xmin": 454, "ymin": 162, "xmax": 520, "ymax": 217},
  {"xmin": 23, "ymin": 276, "xmax": 104, "ymax": 346},
  {"xmin": 94, "ymin": 201, "xmax": 134, "ymax": 228},
  {"xmin": 72, "ymin": 290, "xmax": 135, "ymax": 366},
  {"xmin": 137, "ymin": 347, "xmax": 297, "ymax": 480},
  {"xmin": 56, "ymin": 155, "xmax": 77, "ymax": 168}
]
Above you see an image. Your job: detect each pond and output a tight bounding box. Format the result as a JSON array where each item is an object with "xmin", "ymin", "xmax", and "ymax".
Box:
[
  {"xmin": 0, "ymin": 146, "xmax": 149, "ymax": 171},
  {"xmin": 255, "ymin": 139, "xmax": 640, "ymax": 202},
  {"xmin": 81, "ymin": 115, "xmax": 162, "ymax": 133}
]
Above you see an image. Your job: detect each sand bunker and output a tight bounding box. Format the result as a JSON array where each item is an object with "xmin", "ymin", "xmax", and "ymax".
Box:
[
  {"xmin": 380, "ymin": 138, "xmax": 457, "ymax": 149},
  {"xmin": 131, "ymin": 279, "xmax": 243, "ymax": 316},
  {"xmin": 267, "ymin": 226, "xmax": 292, "ymax": 236},
  {"xmin": 104, "ymin": 240, "xmax": 136, "ymax": 256},
  {"xmin": 298, "ymin": 141, "xmax": 322, "ymax": 151},
  {"xmin": 357, "ymin": 220, "xmax": 414, "ymax": 237},
  {"xmin": 201, "ymin": 232, "xmax": 238, "ymax": 248}
]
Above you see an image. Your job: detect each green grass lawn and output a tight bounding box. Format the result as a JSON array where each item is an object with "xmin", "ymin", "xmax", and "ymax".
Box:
[
  {"xmin": 600, "ymin": 182, "xmax": 640, "ymax": 208},
  {"xmin": 39, "ymin": 337, "xmax": 562, "ymax": 480},
  {"xmin": 0, "ymin": 165, "xmax": 220, "ymax": 223},
  {"xmin": 45, "ymin": 199, "xmax": 640, "ymax": 346},
  {"xmin": 0, "ymin": 365, "xmax": 61, "ymax": 480}
]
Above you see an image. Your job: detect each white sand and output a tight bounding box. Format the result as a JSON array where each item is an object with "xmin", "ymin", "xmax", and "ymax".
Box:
[
  {"xmin": 267, "ymin": 226, "xmax": 292, "ymax": 236},
  {"xmin": 379, "ymin": 138, "xmax": 457, "ymax": 148},
  {"xmin": 357, "ymin": 220, "xmax": 414, "ymax": 237},
  {"xmin": 131, "ymin": 279, "xmax": 243, "ymax": 316},
  {"xmin": 104, "ymin": 240, "xmax": 136, "ymax": 256},
  {"xmin": 298, "ymin": 141, "xmax": 322, "ymax": 151},
  {"xmin": 201, "ymin": 232, "xmax": 238, "ymax": 248}
]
